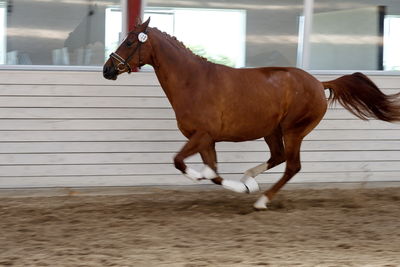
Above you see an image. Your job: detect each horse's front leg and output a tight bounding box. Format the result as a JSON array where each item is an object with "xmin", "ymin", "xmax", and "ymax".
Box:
[
  {"xmin": 174, "ymin": 131, "xmax": 217, "ymax": 181},
  {"xmin": 174, "ymin": 132, "xmax": 257, "ymax": 193}
]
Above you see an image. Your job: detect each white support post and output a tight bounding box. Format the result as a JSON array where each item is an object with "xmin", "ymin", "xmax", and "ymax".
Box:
[
  {"xmin": 299, "ymin": 0, "xmax": 314, "ymax": 70},
  {"xmin": 121, "ymin": 0, "xmax": 128, "ymax": 38}
]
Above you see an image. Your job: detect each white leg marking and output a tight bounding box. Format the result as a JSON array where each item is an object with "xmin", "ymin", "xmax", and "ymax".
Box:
[
  {"xmin": 184, "ymin": 167, "xmax": 203, "ymax": 181},
  {"xmin": 244, "ymin": 162, "xmax": 268, "ymax": 178},
  {"xmin": 222, "ymin": 180, "xmax": 248, "ymax": 193},
  {"xmin": 253, "ymin": 195, "xmax": 269, "ymax": 210},
  {"xmin": 240, "ymin": 176, "xmax": 260, "ymax": 193},
  {"xmin": 201, "ymin": 165, "xmax": 218, "ymax": 179}
]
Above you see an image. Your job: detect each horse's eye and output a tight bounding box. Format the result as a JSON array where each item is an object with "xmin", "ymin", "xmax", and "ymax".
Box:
[{"xmin": 126, "ymin": 41, "xmax": 133, "ymax": 47}]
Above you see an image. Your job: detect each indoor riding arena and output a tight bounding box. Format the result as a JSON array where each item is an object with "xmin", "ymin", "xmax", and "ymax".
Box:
[{"xmin": 1, "ymin": 0, "xmax": 400, "ymax": 266}]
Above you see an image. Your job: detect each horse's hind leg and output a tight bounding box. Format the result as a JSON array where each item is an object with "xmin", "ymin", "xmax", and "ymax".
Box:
[
  {"xmin": 242, "ymin": 128, "xmax": 285, "ymax": 178},
  {"xmin": 240, "ymin": 128, "xmax": 286, "ymax": 191},
  {"xmin": 254, "ymin": 132, "xmax": 303, "ymax": 209}
]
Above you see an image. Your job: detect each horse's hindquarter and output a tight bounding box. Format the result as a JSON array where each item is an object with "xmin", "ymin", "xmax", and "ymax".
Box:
[{"xmin": 277, "ymin": 68, "xmax": 327, "ymax": 135}]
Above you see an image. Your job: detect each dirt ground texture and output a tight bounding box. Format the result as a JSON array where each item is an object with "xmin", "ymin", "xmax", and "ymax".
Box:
[{"xmin": 0, "ymin": 186, "xmax": 400, "ymax": 267}]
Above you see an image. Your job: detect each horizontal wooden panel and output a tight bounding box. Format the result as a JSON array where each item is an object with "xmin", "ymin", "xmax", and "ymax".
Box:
[
  {"xmin": 0, "ymin": 71, "xmax": 160, "ymax": 86},
  {"xmin": 0, "ymin": 151, "xmax": 399, "ymax": 165},
  {"xmin": 316, "ymin": 120, "xmax": 400, "ymax": 130},
  {"xmin": 0, "ymin": 119, "xmax": 178, "ymax": 130},
  {"xmin": 0, "ymin": 84, "xmax": 396, "ymax": 98},
  {"xmin": 0, "ymin": 107, "xmax": 397, "ymax": 121},
  {"xmin": 0, "ymin": 85, "xmax": 164, "ymax": 97},
  {"xmin": 0, "ymin": 96, "xmax": 171, "ymax": 108},
  {"xmin": 0, "ymin": 130, "xmax": 185, "ymax": 142},
  {"xmin": 306, "ymin": 129, "xmax": 400, "ymax": 140},
  {"xmin": 1, "ymin": 129, "xmax": 400, "ymax": 142},
  {"xmin": 0, "ymin": 171, "xmax": 399, "ymax": 188},
  {"xmin": 0, "ymin": 119, "xmax": 398, "ymax": 131},
  {"xmin": 0, "ymin": 97, "xmax": 397, "ymax": 112},
  {"xmin": 0, "ymin": 72, "xmax": 397, "ymax": 88},
  {"xmin": 2, "ymin": 140, "xmax": 400, "ymax": 153},
  {"xmin": 0, "ymin": 108, "xmax": 175, "ymax": 119},
  {"xmin": 0, "ymin": 107, "xmax": 357, "ymax": 120},
  {"xmin": 0, "ymin": 161, "xmax": 399, "ymax": 177}
]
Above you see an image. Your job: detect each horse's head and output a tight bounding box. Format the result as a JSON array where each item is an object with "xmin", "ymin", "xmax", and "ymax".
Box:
[{"xmin": 103, "ymin": 17, "xmax": 152, "ymax": 80}]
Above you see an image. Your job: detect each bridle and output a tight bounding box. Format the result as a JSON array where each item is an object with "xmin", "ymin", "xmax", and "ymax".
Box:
[{"xmin": 109, "ymin": 29, "xmax": 148, "ymax": 73}]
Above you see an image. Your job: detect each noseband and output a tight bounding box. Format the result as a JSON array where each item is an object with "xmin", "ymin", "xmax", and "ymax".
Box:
[{"xmin": 110, "ymin": 31, "xmax": 148, "ymax": 73}]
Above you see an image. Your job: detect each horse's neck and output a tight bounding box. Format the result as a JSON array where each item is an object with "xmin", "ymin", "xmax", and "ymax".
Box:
[{"xmin": 150, "ymin": 31, "xmax": 208, "ymax": 105}]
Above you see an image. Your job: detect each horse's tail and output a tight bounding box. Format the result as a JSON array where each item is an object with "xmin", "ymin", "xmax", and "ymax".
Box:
[{"xmin": 322, "ymin": 72, "xmax": 400, "ymax": 122}]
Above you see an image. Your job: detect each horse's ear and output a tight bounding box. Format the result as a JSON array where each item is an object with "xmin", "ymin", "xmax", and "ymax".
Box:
[
  {"xmin": 141, "ymin": 17, "xmax": 151, "ymax": 30},
  {"xmin": 135, "ymin": 16, "xmax": 142, "ymax": 27}
]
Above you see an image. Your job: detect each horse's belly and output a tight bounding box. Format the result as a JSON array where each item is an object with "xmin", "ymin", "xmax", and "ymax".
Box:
[{"xmin": 218, "ymin": 112, "xmax": 279, "ymax": 141}]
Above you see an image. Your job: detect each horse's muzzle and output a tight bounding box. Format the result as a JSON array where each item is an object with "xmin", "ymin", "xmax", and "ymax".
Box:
[{"xmin": 103, "ymin": 65, "xmax": 118, "ymax": 80}]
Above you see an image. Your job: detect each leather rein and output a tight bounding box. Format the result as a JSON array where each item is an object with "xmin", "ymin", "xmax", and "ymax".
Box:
[{"xmin": 109, "ymin": 29, "xmax": 148, "ymax": 73}]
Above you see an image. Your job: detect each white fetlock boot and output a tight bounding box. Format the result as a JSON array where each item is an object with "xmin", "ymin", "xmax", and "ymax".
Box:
[
  {"xmin": 200, "ymin": 165, "xmax": 218, "ymax": 179},
  {"xmin": 221, "ymin": 180, "xmax": 248, "ymax": 193},
  {"xmin": 240, "ymin": 176, "xmax": 260, "ymax": 193},
  {"xmin": 184, "ymin": 167, "xmax": 203, "ymax": 182}
]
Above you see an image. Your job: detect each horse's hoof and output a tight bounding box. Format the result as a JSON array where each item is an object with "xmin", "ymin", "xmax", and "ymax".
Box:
[
  {"xmin": 241, "ymin": 176, "xmax": 260, "ymax": 193},
  {"xmin": 253, "ymin": 195, "xmax": 269, "ymax": 210}
]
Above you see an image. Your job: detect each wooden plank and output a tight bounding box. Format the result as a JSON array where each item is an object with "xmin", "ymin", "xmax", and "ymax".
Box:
[
  {"xmin": 0, "ymin": 107, "xmax": 396, "ymax": 120},
  {"xmin": 0, "ymin": 71, "xmax": 160, "ymax": 86},
  {"xmin": 0, "ymin": 118, "xmax": 398, "ymax": 131},
  {"xmin": 0, "ymin": 107, "xmax": 363, "ymax": 120},
  {"xmin": 0, "ymin": 171, "xmax": 399, "ymax": 188},
  {"xmin": 0, "ymin": 85, "xmax": 164, "ymax": 97},
  {"xmin": 0, "ymin": 107, "xmax": 398, "ymax": 121},
  {"xmin": 0, "ymin": 71, "xmax": 397, "ymax": 88},
  {"xmin": 0, "ymin": 108, "xmax": 176, "ymax": 119},
  {"xmin": 0, "ymin": 161, "xmax": 399, "ymax": 177},
  {"xmin": 1, "ymin": 100, "xmax": 399, "ymax": 119},
  {"xmin": 0, "ymin": 84, "xmax": 396, "ymax": 98},
  {"xmin": 0, "ymin": 119, "xmax": 178, "ymax": 130},
  {"xmin": 316, "ymin": 120, "xmax": 400, "ymax": 130},
  {"xmin": 0, "ymin": 96, "xmax": 171, "ymax": 108},
  {"xmin": 306, "ymin": 129, "xmax": 400, "ymax": 140},
  {"xmin": 0, "ymin": 107, "xmax": 362, "ymax": 120},
  {"xmin": 0, "ymin": 151, "xmax": 399, "ymax": 165},
  {"xmin": 2, "ymin": 140, "xmax": 400, "ymax": 153},
  {"xmin": 1, "ymin": 129, "xmax": 400, "ymax": 142},
  {"xmin": 0, "ymin": 130, "xmax": 186, "ymax": 142}
]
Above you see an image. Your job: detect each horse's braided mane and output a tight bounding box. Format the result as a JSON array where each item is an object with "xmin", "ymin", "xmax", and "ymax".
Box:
[{"xmin": 152, "ymin": 27, "xmax": 209, "ymax": 62}]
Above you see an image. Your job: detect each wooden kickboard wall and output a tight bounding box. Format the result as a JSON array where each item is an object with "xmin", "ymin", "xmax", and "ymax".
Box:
[{"xmin": 0, "ymin": 70, "xmax": 399, "ymax": 188}]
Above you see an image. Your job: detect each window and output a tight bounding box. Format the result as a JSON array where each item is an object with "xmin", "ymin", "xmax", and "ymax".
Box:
[
  {"xmin": 1, "ymin": 0, "xmax": 121, "ymax": 66},
  {"xmin": 311, "ymin": 0, "xmax": 400, "ymax": 71},
  {"xmin": 146, "ymin": 0, "xmax": 304, "ymax": 68},
  {"xmin": 144, "ymin": 8, "xmax": 246, "ymax": 67},
  {"xmin": 384, "ymin": 16, "xmax": 400, "ymax": 71}
]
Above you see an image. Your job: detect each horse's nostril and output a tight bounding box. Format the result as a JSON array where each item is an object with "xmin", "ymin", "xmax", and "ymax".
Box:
[
  {"xmin": 103, "ymin": 65, "xmax": 118, "ymax": 80},
  {"xmin": 103, "ymin": 66, "xmax": 109, "ymax": 74}
]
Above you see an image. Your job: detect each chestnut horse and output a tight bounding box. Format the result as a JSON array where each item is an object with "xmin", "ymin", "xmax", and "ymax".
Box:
[{"xmin": 103, "ymin": 18, "xmax": 400, "ymax": 209}]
